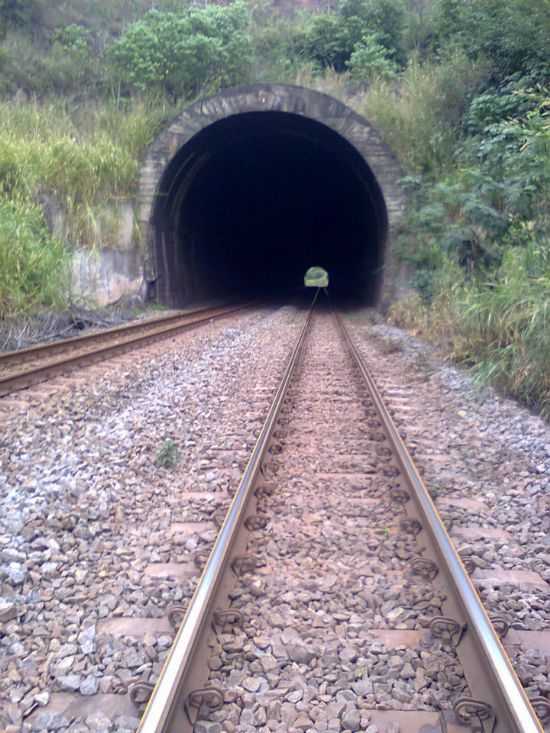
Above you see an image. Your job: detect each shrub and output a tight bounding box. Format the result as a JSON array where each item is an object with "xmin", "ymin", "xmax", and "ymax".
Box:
[
  {"xmin": 108, "ymin": 4, "xmax": 253, "ymax": 100},
  {"xmin": 355, "ymin": 50, "xmax": 489, "ymax": 175},
  {"xmin": 0, "ymin": 198, "xmax": 69, "ymax": 318},
  {"xmin": 347, "ymin": 32, "xmax": 398, "ymax": 81},
  {"xmin": 432, "ymin": 0, "xmax": 550, "ymax": 80},
  {"xmin": 298, "ymin": 0, "xmax": 406, "ymax": 72}
]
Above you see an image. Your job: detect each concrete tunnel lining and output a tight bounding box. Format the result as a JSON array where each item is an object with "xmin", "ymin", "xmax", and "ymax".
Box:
[{"xmin": 139, "ymin": 85, "xmax": 406, "ymax": 306}]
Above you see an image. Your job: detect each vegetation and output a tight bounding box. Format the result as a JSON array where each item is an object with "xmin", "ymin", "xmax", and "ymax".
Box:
[
  {"xmin": 109, "ymin": 3, "xmax": 253, "ymax": 101},
  {"xmin": 0, "ymin": 97, "xmax": 170, "ymax": 316},
  {"xmin": 0, "ymin": 0, "xmax": 549, "ymax": 415},
  {"xmin": 155, "ymin": 438, "xmax": 179, "ymax": 469},
  {"xmin": 376, "ymin": 2, "xmax": 550, "ymax": 416},
  {"xmin": 0, "ymin": 197, "xmax": 68, "ymax": 317}
]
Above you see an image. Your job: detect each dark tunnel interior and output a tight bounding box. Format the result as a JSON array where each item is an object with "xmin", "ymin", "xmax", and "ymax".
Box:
[{"xmin": 152, "ymin": 111, "xmax": 388, "ymax": 306}]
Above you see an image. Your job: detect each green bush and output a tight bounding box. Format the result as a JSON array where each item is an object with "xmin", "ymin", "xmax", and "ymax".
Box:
[
  {"xmin": 298, "ymin": 0, "xmax": 406, "ymax": 72},
  {"xmin": 347, "ymin": 32, "xmax": 398, "ymax": 81},
  {"xmin": 355, "ymin": 50, "xmax": 488, "ymax": 174},
  {"xmin": 155, "ymin": 438, "xmax": 179, "ymax": 469},
  {"xmin": 389, "ymin": 74, "xmax": 550, "ymax": 413},
  {"xmin": 109, "ymin": 3, "xmax": 253, "ymax": 100},
  {"xmin": 0, "ymin": 198, "xmax": 69, "ymax": 318},
  {"xmin": 433, "ymin": 0, "xmax": 550, "ymax": 79}
]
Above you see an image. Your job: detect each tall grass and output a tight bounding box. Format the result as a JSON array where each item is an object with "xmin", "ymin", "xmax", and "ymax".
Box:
[
  {"xmin": 0, "ymin": 198, "xmax": 69, "ymax": 318},
  {"xmin": 0, "ymin": 97, "xmax": 169, "ymax": 208},
  {"xmin": 0, "ymin": 97, "xmax": 171, "ymax": 318},
  {"xmin": 294, "ymin": 51, "xmax": 488, "ymax": 176},
  {"xmin": 390, "ymin": 247, "xmax": 550, "ymax": 417},
  {"xmin": 454, "ymin": 248, "xmax": 550, "ymax": 415},
  {"xmin": 353, "ymin": 51, "xmax": 489, "ymax": 175}
]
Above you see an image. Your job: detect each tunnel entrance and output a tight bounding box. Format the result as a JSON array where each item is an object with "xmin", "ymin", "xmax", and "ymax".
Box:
[{"xmin": 142, "ymin": 85, "xmax": 405, "ymax": 307}]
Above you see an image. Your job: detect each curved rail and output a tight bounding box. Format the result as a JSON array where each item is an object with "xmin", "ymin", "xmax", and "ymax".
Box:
[
  {"xmin": 137, "ymin": 296, "xmax": 542, "ymax": 733},
  {"xmin": 0, "ymin": 304, "xmax": 249, "ymax": 398}
]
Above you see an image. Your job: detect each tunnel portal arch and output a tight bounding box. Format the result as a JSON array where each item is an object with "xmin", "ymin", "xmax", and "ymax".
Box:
[{"xmin": 139, "ymin": 84, "xmax": 406, "ymax": 306}]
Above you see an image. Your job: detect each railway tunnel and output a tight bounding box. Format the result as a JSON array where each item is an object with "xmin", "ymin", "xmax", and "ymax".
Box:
[{"xmin": 140, "ymin": 85, "xmax": 405, "ymax": 307}]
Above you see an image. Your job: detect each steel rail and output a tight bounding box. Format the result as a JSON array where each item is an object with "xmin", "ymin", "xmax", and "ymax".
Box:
[
  {"xmin": 137, "ymin": 291, "xmax": 318, "ymax": 733},
  {"xmin": 0, "ymin": 304, "xmax": 248, "ymax": 398},
  {"xmin": 0, "ymin": 305, "xmax": 230, "ymax": 370},
  {"xmin": 335, "ymin": 311, "xmax": 543, "ymax": 733},
  {"xmin": 0, "ymin": 304, "xmax": 248, "ymax": 372}
]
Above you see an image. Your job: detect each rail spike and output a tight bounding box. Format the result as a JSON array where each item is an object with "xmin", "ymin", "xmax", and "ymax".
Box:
[
  {"xmin": 531, "ymin": 696, "xmax": 550, "ymax": 723},
  {"xmin": 429, "ymin": 615, "xmax": 467, "ymax": 648},
  {"xmin": 390, "ymin": 487, "xmax": 410, "ymax": 505},
  {"xmin": 212, "ymin": 608, "xmax": 243, "ymax": 631},
  {"xmin": 167, "ymin": 604, "xmax": 187, "ymax": 630},
  {"xmin": 411, "ymin": 556, "xmax": 439, "ymax": 581},
  {"xmin": 453, "ymin": 697, "xmax": 496, "ymax": 733},
  {"xmin": 399, "ymin": 517, "xmax": 423, "ymax": 536},
  {"xmin": 245, "ymin": 514, "xmax": 269, "ymax": 531},
  {"xmin": 184, "ymin": 687, "xmax": 224, "ymax": 726},
  {"xmin": 128, "ymin": 681, "xmax": 155, "ymax": 706},
  {"xmin": 231, "ymin": 554, "xmax": 257, "ymax": 576},
  {"xmin": 489, "ymin": 614, "xmax": 510, "ymax": 639}
]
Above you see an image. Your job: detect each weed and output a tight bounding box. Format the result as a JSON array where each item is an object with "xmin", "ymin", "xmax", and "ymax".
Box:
[
  {"xmin": 155, "ymin": 439, "xmax": 179, "ymax": 469},
  {"xmin": 0, "ymin": 97, "xmax": 171, "ymax": 316},
  {"xmin": 0, "ymin": 198, "xmax": 69, "ymax": 318}
]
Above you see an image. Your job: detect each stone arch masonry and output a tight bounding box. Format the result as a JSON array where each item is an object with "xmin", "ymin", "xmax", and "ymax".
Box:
[{"xmin": 138, "ymin": 83, "xmax": 407, "ymax": 304}]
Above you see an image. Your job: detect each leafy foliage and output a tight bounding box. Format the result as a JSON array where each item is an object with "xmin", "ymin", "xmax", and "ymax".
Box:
[
  {"xmin": 0, "ymin": 97, "xmax": 170, "ymax": 315},
  {"xmin": 297, "ymin": 0, "xmax": 406, "ymax": 72},
  {"xmin": 0, "ymin": 197, "xmax": 69, "ymax": 318},
  {"xmin": 353, "ymin": 50, "xmax": 488, "ymax": 175},
  {"xmin": 347, "ymin": 32, "xmax": 398, "ymax": 81},
  {"xmin": 155, "ymin": 438, "xmax": 179, "ymax": 469},
  {"xmin": 390, "ymin": 75, "xmax": 550, "ymax": 413},
  {"xmin": 109, "ymin": 4, "xmax": 253, "ymax": 100},
  {"xmin": 432, "ymin": 0, "xmax": 550, "ymax": 79}
]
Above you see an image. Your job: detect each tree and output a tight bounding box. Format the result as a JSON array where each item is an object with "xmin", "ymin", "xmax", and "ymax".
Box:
[
  {"xmin": 347, "ymin": 32, "xmax": 398, "ymax": 81},
  {"xmin": 300, "ymin": 13, "xmax": 361, "ymax": 71},
  {"xmin": 108, "ymin": 3, "xmax": 253, "ymax": 100},
  {"xmin": 432, "ymin": 0, "xmax": 550, "ymax": 79},
  {"xmin": 338, "ymin": 0, "xmax": 407, "ymax": 62},
  {"xmin": 299, "ymin": 0, "xmax": 407, "ymax": 72}
]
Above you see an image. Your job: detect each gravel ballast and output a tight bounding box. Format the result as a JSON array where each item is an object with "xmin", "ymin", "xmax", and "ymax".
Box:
[{"xmin": 0, "ymin": 305, "xmax": 302, "ymax": 731}]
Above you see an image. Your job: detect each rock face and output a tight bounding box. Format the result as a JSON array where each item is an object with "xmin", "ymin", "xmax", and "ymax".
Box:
[{"xmin": 39, "ymin": 192, "xmax": 144, "ymax": 308}]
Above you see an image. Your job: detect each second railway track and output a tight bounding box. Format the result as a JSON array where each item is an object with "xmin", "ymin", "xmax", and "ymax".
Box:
[
  {"xmin": 0, "ymin": 304, "xmax": 248, "ymax": 398},
  {"xmin": 136, "ymin": 296, "xmax": 544, "ymax": 733}
]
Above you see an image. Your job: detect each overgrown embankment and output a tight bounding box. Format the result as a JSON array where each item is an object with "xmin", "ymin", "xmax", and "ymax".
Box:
[
  {"xmin": 0, "ymin": 99, "xmax": 169, "ymax": 317},
  {"xmin": 297, "ymin": 1, "xmax": 550, "ymax": 416}
]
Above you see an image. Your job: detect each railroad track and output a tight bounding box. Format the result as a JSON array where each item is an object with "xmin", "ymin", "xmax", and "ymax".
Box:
[
  {"xmin": 0, "ymin": 304, "xmax": 248, "ymax": 398},
  {"xmin": 135, "ymin": 295, "xmax": 544, "ymax": 733}
]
